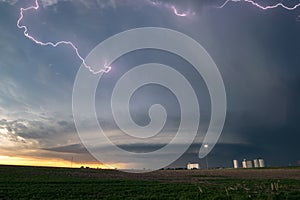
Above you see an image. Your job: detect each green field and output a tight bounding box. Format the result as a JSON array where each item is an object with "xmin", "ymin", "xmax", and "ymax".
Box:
[{"xmin": 0, "ymin": 165, "xmax": 299, "ymax": 199}]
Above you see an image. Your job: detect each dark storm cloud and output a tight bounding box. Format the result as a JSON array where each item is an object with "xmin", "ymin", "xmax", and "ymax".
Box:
[
  {"xmin": 43, "ymin": 143, "xmax": 87, "ymax": 154},
  {"xmin": 205, "ymin": 5, "xmax": 300, "ymax": 166}
]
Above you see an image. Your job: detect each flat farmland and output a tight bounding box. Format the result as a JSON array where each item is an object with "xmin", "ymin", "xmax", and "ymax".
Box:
[{"xmin": 0, "ymin": 165, "xmax": 299, "ymax": 199}]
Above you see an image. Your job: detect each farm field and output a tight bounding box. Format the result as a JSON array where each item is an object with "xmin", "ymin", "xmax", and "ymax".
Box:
[{"xmin": 0, "ymin": 165, "xmax": 299, "ymax": 199}]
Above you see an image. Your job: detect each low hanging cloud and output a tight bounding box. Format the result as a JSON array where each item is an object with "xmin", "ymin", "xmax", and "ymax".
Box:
[{"xmin": 0, "ymin": 115, "xmax": 78, "ymax": 150}]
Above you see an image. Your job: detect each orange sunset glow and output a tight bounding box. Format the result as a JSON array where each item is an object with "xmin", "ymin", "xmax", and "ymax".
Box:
[{"xmin": 0, "ymin": 155, "xmax": 123, "ymax": 169}]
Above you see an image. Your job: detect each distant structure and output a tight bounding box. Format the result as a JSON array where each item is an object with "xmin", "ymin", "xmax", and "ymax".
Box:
[
  {"xmin": 235, "ymin": 158, "xmax": 265, "ymax": 169},
  {"xmin": 241, "ymin": 159, "xmax": 253, "ymax": 168},
  {"xmin": 258, "ymin": 159, "xmax": 265, "ymax": 168},
  {"xmin": 246, "ymin": 160, "xmax": 253, "ymax": 168},
  {"xmin": 187, "ymin": 163, "xmax": 200, "ymax": 170},
  {"xmin": 233, "ymin": 160, "xmax": 239, "ymax": 168},
  {"xmin": 242, "ymin": 159, "xmax": 247, "ymax": 168},
  {"xmin": 253, "ymin": 159, "xmax": 259, "ymax": 168}
]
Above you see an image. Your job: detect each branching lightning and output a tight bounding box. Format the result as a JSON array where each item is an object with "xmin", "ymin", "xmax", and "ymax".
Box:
[
  {"xmin": 171, "ymin": 6, "xmax": 189, "ymax": 17},
  {"xmin": 17, "ymin": 0, "xmax": 299, "ymax": 75},
  {"xmin": 219, "ymin": 0, "xmax": 300, "ymax": 11},
  {"xmin": 17, "ymin": 0, "xmax": 192, "ymax": 75},
  {"xmin": 17, "ymin": 0, "xmax": 111, "ymax": 74},
  {"xmin": 146, "ymin": 0, "xmax": 195, "ymax": 17},
  {"xmin": 150, "ymin": 0, "xmax": 300, "ymax": 18}
]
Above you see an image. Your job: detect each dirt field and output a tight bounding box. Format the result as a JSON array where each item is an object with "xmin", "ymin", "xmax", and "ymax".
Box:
[
  {"xmin": 62, "ymin": 167, "xmax": 300, "ymax": 183},
  {"xmin": 0, "ymin": 165, "xmax": 299, "ymax": 199}
]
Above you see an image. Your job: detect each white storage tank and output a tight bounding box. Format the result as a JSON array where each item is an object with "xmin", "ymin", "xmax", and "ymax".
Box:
[
  {"xmin": 258, "ymin": 159, "xmax": 265, "ymax": 168},
  {"xmin": 246, "ymin": 160, "xmax": 253, "ymax": 168},
  {"xmin": 233, "ymin": 160, "xmax": 239, "ymax": 168},
  {"xmin": 242, "ymin": 159, "xmax": 247, "ymax": 168},
  {"xmin": 253, "ymin": 159, "xmax": 259, "ymax": 168}
]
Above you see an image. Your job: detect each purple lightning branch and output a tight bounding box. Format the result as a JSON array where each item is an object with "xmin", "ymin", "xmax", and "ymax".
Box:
[
  {"xmin": 146, "ymin": 0, "xmax": 195, "ymax": 17},
  {"xmin": 17, "ymin": 0, "xmax": 111, "ymax": 74},
  {"xmin": 17, "ymin": 0, "xmax": 299, "ymax": 74},
  {"xmin": 171, "ymin": 6, "xmax": 192, "ymax": 17},
  {"xmin": 148, "ymin": 0, "xmax": 300, "ymax": 17},
  {"xmin": 219, "ymin": 0, "xmax": 300, "ymax": 11},
  {"xmin": 17, "ymin": 0, "xmax": 191, "ymax": 75}
]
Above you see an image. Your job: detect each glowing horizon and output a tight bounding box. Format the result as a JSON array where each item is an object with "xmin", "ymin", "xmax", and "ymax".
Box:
[{"xmin": 0, "ymin": 155, "xmax": 124, "ymax": 169}]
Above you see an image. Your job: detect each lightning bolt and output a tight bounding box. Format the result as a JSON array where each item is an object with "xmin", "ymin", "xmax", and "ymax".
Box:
[
  {"xmin": 17, "ymin": 0, "xmax": 298, "ymax": 75},
  {"xmin": 219, "ymin": 0, "xmax": 300, "ymax": 11},
  {"xmin": 171, "ymin": 5, "xmax": 192, "ymax": 17},
  {"xmin": 17, "ymin": 0, "xmax": 111, "ymax": 74},
  {"xmin": 146, "ymin": 0, "xmax": 195, "ymax": 17}
]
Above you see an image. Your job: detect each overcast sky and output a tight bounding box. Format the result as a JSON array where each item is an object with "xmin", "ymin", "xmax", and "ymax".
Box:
[{"xmin": 0, "ymin": 0, "xmax": 299, "ymax": 169}]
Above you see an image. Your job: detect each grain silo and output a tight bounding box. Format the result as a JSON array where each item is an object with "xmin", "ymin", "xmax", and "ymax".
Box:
[
  {"xmin": 233, "ymin": 160, "xmax": 239, "ymax": 168},
  {"xmin": 253, "ymin": 159, "xmax": 259, "ymax": 168},
  {"xmin": 258, "ymin": 159, "xmax": 265, "ymax": 167},
  {"xmin": 242, "ymin": 159, "xmax": 247, "ymax": 168},
  {"xmin": 246, "ymin": 160, "xmax": 253, "ymax": 168}
]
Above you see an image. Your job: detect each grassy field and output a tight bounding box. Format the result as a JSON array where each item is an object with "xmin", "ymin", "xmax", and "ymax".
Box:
[{"xmin": 0, "ymin": 165, "xmax": 299, "ymax": 199}]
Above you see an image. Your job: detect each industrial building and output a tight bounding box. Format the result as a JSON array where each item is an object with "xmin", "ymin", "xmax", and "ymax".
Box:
[
  {"xmin": 187, "ymin": 163, "xmax": 200, "ymax": 170},
  {"xmin": 234, "ymin": 158, "xmax": 265, "ymax": 169}
]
